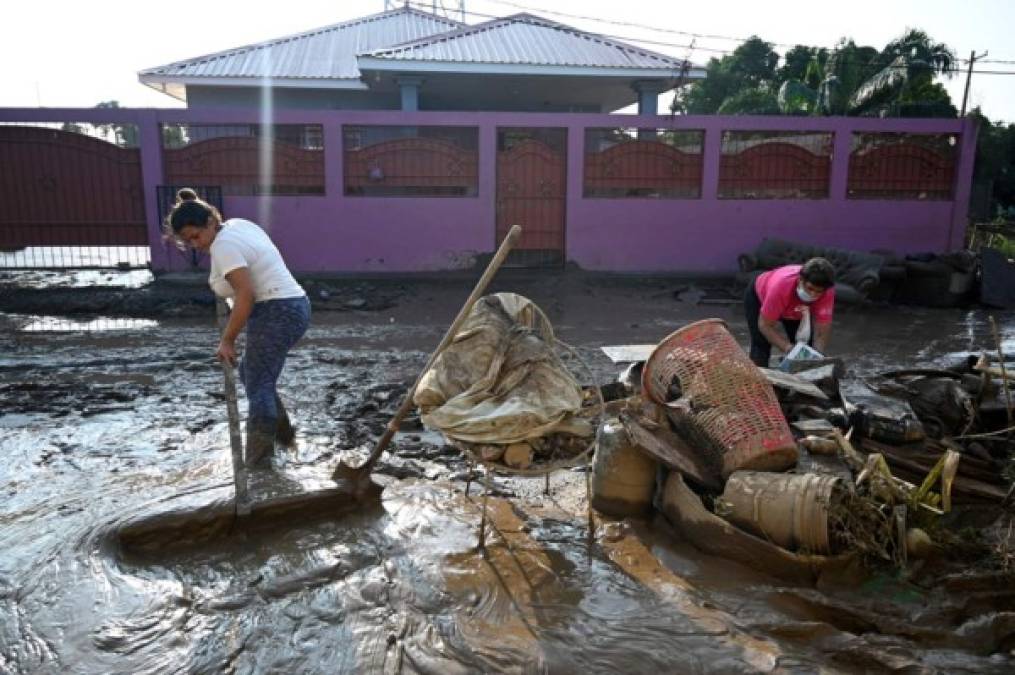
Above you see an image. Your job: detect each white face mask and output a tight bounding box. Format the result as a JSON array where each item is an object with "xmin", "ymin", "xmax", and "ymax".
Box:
[{"xmin": 797, "ymin": 283, "xmax": 820, "ymax": 303}]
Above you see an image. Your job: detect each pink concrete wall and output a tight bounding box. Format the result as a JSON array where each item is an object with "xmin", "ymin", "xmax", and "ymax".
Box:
[{"xmin": 0, "ymin": 108, "xmax": 976, "ymax": 274}]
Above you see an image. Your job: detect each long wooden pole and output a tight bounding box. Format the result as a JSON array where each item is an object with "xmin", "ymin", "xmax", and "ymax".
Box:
[{"xmin": 332, "ymin": 224, "xmax": 523, "ymax": 484}]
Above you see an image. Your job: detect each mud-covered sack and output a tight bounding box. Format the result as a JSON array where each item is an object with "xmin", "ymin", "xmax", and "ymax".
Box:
[{"xmin": 414, "ymin": 293, "xmax": 589, "ymax": 444}]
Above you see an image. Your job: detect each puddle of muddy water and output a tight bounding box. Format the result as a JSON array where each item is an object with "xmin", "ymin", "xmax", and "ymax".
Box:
[
  {"xmin": 93, "ymin": 480, "xmax": 778, "ymax": 673},
  {"xmin": 0, "ymin": 246, "xmax": 152, "ymax": 289},
  {"xmin": 12, "ymin": 315, "xmax": 160, "ymax": 333}
]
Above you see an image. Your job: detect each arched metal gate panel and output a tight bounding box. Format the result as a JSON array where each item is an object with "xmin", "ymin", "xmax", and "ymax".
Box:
[
  {"xmin": 496, "ymin": 128, "xmax": 567, "ymax": 268},
  {"xmin": 0, "ymin": 126, "xmax": 148, "ymax": 269}
]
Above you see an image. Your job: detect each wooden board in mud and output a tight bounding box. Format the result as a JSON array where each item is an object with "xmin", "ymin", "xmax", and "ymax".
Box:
[{"xmin": 115, "ymin": 469, "xmax": 378, "ymax": 555}]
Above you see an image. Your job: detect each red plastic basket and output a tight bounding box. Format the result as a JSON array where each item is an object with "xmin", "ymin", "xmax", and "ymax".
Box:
[{"xmin": 642, "ymin": 319, "xmax": 796, "ymax": 477}]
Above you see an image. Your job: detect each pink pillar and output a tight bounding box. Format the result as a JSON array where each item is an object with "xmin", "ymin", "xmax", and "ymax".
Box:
[
  {"xmin": 948, "ymin": 116, "xmax": 980, "ymax": 251},
  {"xmin": 137, "ymin": 111, "xmax": 171, "ymax": 272}
]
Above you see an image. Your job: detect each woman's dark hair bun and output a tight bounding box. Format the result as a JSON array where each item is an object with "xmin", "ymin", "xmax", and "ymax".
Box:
[{"xmin": 165, "ymin": 187, "xmax": 221, "ymax": 235}]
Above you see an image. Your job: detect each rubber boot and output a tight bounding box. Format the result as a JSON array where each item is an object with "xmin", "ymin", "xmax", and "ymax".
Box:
[
  {"xmin": 245, "ymin": 417, "xmax": 278, "ymax": 468},
  {"xmin": 275, "ymin": 395, "xmax": 296, "ymax": 446}
]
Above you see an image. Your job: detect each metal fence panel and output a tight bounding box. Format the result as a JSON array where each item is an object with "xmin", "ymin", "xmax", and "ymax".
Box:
[
  {"xmin": 719, "ymin": 130, "xmax": 833, "ymax": 199},
  {"xmin": 0, "ymin": 124, "xmax": 148, "ymax": 269},
  {"xmin": 584, "ymin": 128, "xmax": 703, "ymax": 198}
]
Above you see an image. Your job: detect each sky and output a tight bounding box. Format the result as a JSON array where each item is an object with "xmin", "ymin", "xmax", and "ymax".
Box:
[{"xmin": 2, "ymin": 0, "xmax": 1013, "ymax": 121}]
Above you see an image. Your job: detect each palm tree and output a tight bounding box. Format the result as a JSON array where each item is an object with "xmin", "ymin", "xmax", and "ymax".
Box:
[
  {"xmin": 880, "ymin": 29, "xmax": 956, "ymax": 80},
  {"xmin": 776, "ymin": 29, "xmax": 957, "ymax": 116}
]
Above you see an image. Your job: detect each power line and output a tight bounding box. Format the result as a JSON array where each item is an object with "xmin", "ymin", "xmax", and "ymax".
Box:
[
  {"xmin": 475, "ymin": 0, "xmax": 1012, "ymax": 66},
  {"xmin": 406, "ymin": 2, "xmax": 1015, "ymax": 75},
  {"xmin": 480, "ymin": 0, "xmax": 775, "ymax": 46},
  {"xmin": 404, "ymin": 2, "xmax": 732, "ymax": 54}
]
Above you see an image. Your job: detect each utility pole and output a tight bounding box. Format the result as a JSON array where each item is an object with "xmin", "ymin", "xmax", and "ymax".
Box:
[{"xmin": 961, "ymin": 50, "xmax": 988, "ymax": 116}]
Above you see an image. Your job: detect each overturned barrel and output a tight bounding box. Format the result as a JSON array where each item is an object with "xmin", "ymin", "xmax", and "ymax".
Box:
[
  {"xmin": 718, "ymin": 471, "xmax": 843, "ymax": 554},
  {"xmin": 591, "ymin": 419, "xmax": 657, "ymax": 517},
  {"xmin": 642, "ymin": 319, "xmax": 796, "ymax": 477}
]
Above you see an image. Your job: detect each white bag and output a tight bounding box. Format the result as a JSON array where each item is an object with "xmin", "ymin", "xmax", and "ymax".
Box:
[{"xmin": 779, "ymin": 342, "xmax": 824, "ymax": 372}]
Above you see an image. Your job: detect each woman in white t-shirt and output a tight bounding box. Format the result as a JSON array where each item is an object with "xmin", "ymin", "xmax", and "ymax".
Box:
[{"xmin": 166, "ymin": 188, "xmax": 311, "ymax": 467}]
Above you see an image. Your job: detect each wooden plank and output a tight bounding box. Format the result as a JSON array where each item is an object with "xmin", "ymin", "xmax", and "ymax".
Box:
[
  {"xmin": 595, "ymin": 513, "xmax": 782, "ymax": 672},
  {"xmin": 761, "ymin": 368, "xmax": 829, "ymax": 400},
  {"xmin": 620, "ymin": 414, "xmax": 721, "ymax": 491},
  {"xmin": 117, "ymin": 467, "xmax": 372, "ymax": 554},
  {"xmin": 860, "ymin": 438, "xmax": 1007, "ymax": 502},
  {"xmin": 600, "ymin": 344, "xmax": 655, "ymax": 364},
  {"xmin": 792, "ymin": 418, "xmax": 836, "ymax": 434}
]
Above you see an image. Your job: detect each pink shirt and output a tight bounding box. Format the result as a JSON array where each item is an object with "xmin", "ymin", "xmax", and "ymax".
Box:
[{"xmin": 755, "ymin": 265, "xmax": 835, "ymax": 324}]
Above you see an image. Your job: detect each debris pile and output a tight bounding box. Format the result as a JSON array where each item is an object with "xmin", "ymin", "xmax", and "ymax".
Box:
[{"xmin": 594, "ymin": 318, "xmax": 1015, "ymax": 577}]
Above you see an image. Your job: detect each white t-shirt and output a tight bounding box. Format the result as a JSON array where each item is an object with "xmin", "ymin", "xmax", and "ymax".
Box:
[{"xmin": 208, "ymin": 219, "xmax": 305, "ymax": 301}]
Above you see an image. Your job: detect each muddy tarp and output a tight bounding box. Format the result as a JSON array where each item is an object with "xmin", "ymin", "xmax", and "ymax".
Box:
[
  {"xmin": 981, "ymin": 247, "xmax": 1015, "ymax": 309},
  {"xmin": 738, "ymin": 237, "xmax": 885, "ymax": 298},
  {"xmin": 871, "ymin": 374, "xmax": 975, "ymax": 437},
  {"xmin": 413, "ymin": 293, "xmax": 588, "ymax": 444}
]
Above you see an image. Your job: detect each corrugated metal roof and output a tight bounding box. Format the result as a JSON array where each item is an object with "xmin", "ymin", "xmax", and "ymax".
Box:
[
  {"xmin": 139, "ymin": 7, "xmax": 462, "ymax": 81},
  {"xmin": 366, "ymin": 13, "xmax": 693, "ymax": 70}
]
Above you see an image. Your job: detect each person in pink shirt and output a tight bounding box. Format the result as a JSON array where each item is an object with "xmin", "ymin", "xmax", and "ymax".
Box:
[{"xmin": 744, "ymin": 258, "xmax": 836, "ymax": 367}]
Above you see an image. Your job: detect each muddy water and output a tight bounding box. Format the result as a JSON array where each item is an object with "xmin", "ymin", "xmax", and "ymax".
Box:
[{"xmin": 2, "ymin": 288, "xmax": 1015, "ymax": 673}]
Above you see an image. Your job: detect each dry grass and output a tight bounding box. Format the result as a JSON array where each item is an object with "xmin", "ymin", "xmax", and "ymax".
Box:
[
  {"xmin": 827, "ymin": 484, "xmax": 899, "ymax": 563},
  {"xmin": 993, "ymin": 517, "xmax": 1015, "ymax": 572}
]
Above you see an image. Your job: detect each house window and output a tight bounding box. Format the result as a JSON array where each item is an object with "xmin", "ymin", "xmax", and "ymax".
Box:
[
  {"xmin": 161, "ymin": 124, "xmax": 325, "ymax": 196},
  {"xmin": 583, "ymin": 128, "xmax": 703, "ymax": 198},
  {"xmin": 343, "ymin": 126, "xmax": 478, "ymax": 197},
  {"xmin": 719, "ymin": 131, "xmax": 833, "ymax": 199},
  {"xmin": 848, "ymin": 133, "xmax": 957, "ymax": 200}
]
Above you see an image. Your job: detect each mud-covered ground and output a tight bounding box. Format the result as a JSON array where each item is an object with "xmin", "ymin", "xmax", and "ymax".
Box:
[{"xmin": 2, "ymin": 273, "xmax": 1015, "ymax": 674}]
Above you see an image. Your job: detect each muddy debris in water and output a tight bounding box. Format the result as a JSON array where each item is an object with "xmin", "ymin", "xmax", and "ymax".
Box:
[{"xmin": 1, "ymin": 378, "xmax": 153, "ymax": 415}]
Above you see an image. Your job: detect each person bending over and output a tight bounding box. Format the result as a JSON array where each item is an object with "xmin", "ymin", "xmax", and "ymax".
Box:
[
  {"xmin": 165, "ymin": 189, "xmax": 310, "ymax": 467},
  {"xmin": 744, "ymin": 257, "xmax": 835, "ymax": 368}
]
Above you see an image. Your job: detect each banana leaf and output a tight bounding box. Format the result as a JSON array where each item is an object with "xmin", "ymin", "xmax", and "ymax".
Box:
[
  {"xmin": 848, "ymin": 55, "xmax": 910, "ymax": 115},
  {"xmin": 778, "ymin": 80, "xmax": 817, "ymax": 115},
  {"xmin": 817, "ymin": 76, "xmax": 844, "ymax": 115}
]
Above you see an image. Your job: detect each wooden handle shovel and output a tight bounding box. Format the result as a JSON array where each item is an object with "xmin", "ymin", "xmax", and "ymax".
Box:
[
  {"xmin": 332, "ymin": 225, "xmax": 522, "ymax": 487},
  {"xmin": 217, "ymin": 298, "xmax": 250, "ymax": 515}
]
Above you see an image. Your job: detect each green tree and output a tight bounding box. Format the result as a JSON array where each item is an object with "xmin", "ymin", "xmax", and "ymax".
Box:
[
  {"xmin": 816, "ymin": 40, "xmax": 882, "ymax": 114},
  {"xmin": 970, "ymin": 108, "xmax": 1015, "ymax": 214},
  {"xmin": 727, "ymin": 37, "xmax": 779, "ymax": 86},
  {"xmin": 848, "ymin": 29, "xmax": 957, "ymax": 115},
  {"xmin": 161, "ymin": 124, "xmax": 187, "ymax": 148},
  {"xmin": 675, "ymin": 36, "xmax": 779, "ymax": 114},
  {"xmin": 676, "ymin": 57, "xmax": 733, "ymax": 114},
  {"xmin": 778, "ymin": 80, "xmax": 818, "ymax": 115},
  {"xmin": 678, "ymin": 29, "xmax": 957, "ymax": 118},
  {"xmin": 777, "ymin": 45, "xmax": 825, "ymax": 83},
  {"xmin": 895, "ymin": 80, "xmax": 958, "ymax": 117},
  {"xmin": 880, "ymin": 29, "xmax": 956, "ymax": 80},
  {"xmin": 777, "ymin": 30, "xmax": 956, "ymax": 116},
  {"xmin": 93, "ymin": 100, "xmax": 139, "ymax": 147},
  {"xmin": 717, "ymin": 87, "xmax": 780, "ymax": 115}
]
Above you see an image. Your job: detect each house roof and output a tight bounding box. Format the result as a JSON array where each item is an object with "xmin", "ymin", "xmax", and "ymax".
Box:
[
  {"xmin": 138, "ymin": 7, "xmax": 463, "ymax": 99},
  {"xmin": 139, "ymin": 7, "xmax": 703, "ymax": 102},
  {"xmin": 362, "ymin": 13, "xmax": 701, "ymax": 77}
]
